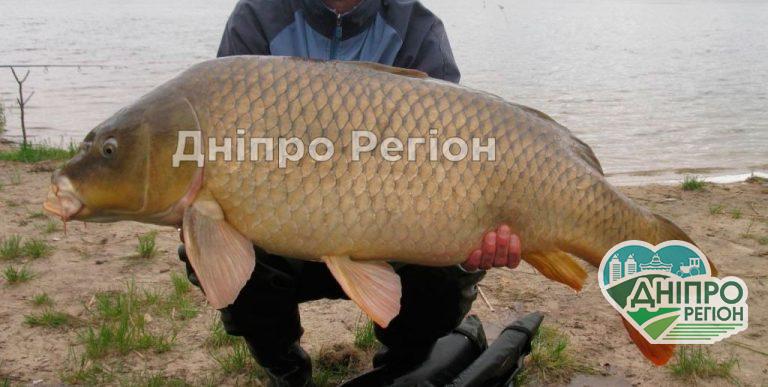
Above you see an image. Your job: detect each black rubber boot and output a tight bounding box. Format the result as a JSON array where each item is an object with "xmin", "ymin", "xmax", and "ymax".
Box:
[
  {"xmin": 342, "ymin": 315, "xmax": 487, "ymax": 387},
  {"xmin": 245, "ymin": 340, "xmax": 315, "ymax": 387}
]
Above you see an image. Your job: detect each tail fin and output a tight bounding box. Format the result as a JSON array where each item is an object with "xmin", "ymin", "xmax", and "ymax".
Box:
[
  {"xmin": 522, "ymin": 213, "xmax": 708, "ymax": 366},
  {"xmin": 654, "ymin": 214, "xmax": 718, "ymax": 275},
  {"xmin": 621, "ymin": 316, "xmax": 675, "ymax": 365}
]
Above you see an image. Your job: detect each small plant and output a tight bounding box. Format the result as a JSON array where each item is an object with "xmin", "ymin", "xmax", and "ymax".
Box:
[
  {"xmin": 758, "ymin": 236, "xmax": 768, "ymax": 246},
  {"xmin": 730, "ymin": 209, "xmax": 742, "ymax": 219},
  {"xmin": 136, "ymin": 231, "xmax": 158, "ymax": 258},
  {"xmin": 212, "ymin": 338, "xmax": 263, "ymax": 380},
  {"xmin": 514, "ymin": 325, "xmax": 594, "ymax": 385},
  {"xmin": 668, "ymin": 346, "xmax": 738, "ymax": 383},
  {"xmin": 32, "ymin": 292, "xmax": 54, "ymax": 307},
  {"xmin": 313, "ymin": 343, "xmax": 363, "ymax": 387},
  {"xmin": 3, "ymin": 265, "xmax": 33, "ymax": 284},
  {"xmin": 171, "ymin": 272, "xmax": 192, "ymax": 296},
  {"xmin": 708, "ymin": 204, "xmax": 724, "ymax": 215},
  {"xmin": 206, "ymin": 318, "xmax": 238, "ymax": 348},
  {"xmin": 121, "ymin": 373, "xmax": 191, "ymax": 387},
  {"xmin": 60, "ymin": 351, "xmax": 114, "ymax": 385},
  {"xmin": 25, "ymin": 310, "xmax": 72, "ymax": 328},
  {"xmin": 0, "ymin": 235, "xmax": 22, "ymax": 260},
  {"xmin": 23, "ymin": 238, "xmax": 52, "ymax": 259},
  {"xmin": 81, "ymin": 283, "xmax": 175, "ymax": 359},
  {"xmin": 41, "ymin": 219, "xmax": 60, "ymax": 234},
  {"xmin": 353, "ymin": 318, "xmax": 378, "ymax": 350},
  {"xmin": 164, "ymin": 273, "xmax": 198, "ymax": 320},
  {"xmin": 681, "ymin": 176, "xmax": 705, "ymax": 191},
  {"xmin": 28, "ymin": 211, "xmax": 46, "ymax": 219}
]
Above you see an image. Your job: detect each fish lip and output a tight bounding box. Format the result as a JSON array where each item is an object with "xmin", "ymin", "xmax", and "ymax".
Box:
[{"xmin": 42, "ymin": 178, "xmax": 86, "ymax": 221}]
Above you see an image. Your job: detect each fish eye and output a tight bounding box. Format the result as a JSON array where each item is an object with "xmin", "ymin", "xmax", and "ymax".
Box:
[{"xmin": 101, "ymin": 138, "xmax": 118, "ymax": 158}]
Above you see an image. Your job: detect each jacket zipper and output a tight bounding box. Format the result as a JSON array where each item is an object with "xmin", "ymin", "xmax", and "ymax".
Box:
[{"xmin": 329, "ymin": 13, "xmax": 342, "ymax": 59}]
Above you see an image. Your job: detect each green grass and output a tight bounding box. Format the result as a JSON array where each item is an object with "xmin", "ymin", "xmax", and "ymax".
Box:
[
  {"xmin": 0, "ymin": 143, "xmax": 76, "ymax": 163},
  {"xmin": 758, "ymin": 236, "xmax": 768, "ymax": 245},
  {"xmin": 0, "ymin": 235, "xmax": 22, "ymax": 260},
  {"xmin": 514, "ymin": 325, "xmax": 594, "ymax": 386},
  {"xmin": 709, "ymin": 204, "xmax": 724, "ymax": 215},
  {"xmin": 24, "ymin": 310, "xmax": 73, "ymax": 328},
  {"xmin": 206, "ymin": 318, "xmax": 239, "ymax": 348},
  {"xmin": 32, "ymin": 292, "xmax": 54, "ymax": 307},
  {"xmin": 3, "ymin": 265, "xmax": 33, "ymax": 284},
  {"xmin": 162, "ymin": 273, "xmax": 198, "ymax": 320},
  {"xmin": 40, "ymin": 219, "xmax": 61, "ymax": 234},
  {"xmin": 62, "ymin": 279, "xmax": 205, "ymax": 384},
  {"xmin": 681, "ymin": 176, "xmax": 706, "ymax": 191},
  {"xmin": 23, "ymin": 238, "xmax": 52, "ymax": 259},
  {"xmin": 136, "ymin": 231, "xmax": 158, "ymax": 258},
  {"xmin": 730, "ymin": 209, "xmax": 742, "ymax": 219},
  {"xmin": 28, "ymin": 211, "xmax": 46, "ymax": 219},
  {"xmin": 353, "ymin": 318, "xmax": 378, "ymax": 350},
  {"xmin": 668, "ymin": 346, "xmax": 739, "ymax": 383},
  {"xmin": 80, "ymin": 283, "xmax": 175, "ymax": 359},
  {"xmin": 60, "ymin": 352, "xmax": 116, "ymax": 385},
  {"xmin": 119, "ymin": 373, "xmax": 192, "ymax": 387},
  {"xmin": 211, "ymin": 338, "xmax": 265, "ymax": 382},
  {"xmin": 313, "ymin": 344, "xmax": 363, "ymax": 387}
]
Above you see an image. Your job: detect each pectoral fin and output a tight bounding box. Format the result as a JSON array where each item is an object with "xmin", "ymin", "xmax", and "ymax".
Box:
[
  {"xmin": 323, "ymin": 256, "xmax": 402, "ymax": 328},
  {"xmin": 182, "ymin": 193, "xmax": 255, "ymax": 309}
]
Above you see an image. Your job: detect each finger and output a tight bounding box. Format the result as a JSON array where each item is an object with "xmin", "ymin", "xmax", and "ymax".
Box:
[
  {"xmin": 507, "ymin": 234, "xmax": 521, "ymax": 269},
  {"xmin": 462, "ymin": 249, "xmax": 483, "ymax": 271},
  {"xmin": 494, "ymin": 226, "xmax": 511, "ymax": 267},
  {"xmin": 481, "ymin": 231, "xmax": 496, "ymax": 270}
]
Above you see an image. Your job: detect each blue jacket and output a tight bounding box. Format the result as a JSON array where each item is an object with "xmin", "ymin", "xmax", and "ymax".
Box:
[{"xmin": 217, "ymin": 0, "xmax": 460, "ymax": 83}]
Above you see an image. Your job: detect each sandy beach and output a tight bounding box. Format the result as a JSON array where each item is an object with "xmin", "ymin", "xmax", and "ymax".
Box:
[{"xmin": 1, "ymin": 154, "xmax": 766, "ymax": 386}]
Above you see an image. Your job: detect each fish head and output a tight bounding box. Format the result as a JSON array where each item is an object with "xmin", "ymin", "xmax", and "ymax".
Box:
[{"xmin": 44, "ymin": 94, "xmax": 201, "ymax": 225}]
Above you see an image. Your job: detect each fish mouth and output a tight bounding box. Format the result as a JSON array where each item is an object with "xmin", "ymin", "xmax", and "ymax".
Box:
[{"xmin": 43, "ymin": 176, "xmax": 86, "ymax": 221}]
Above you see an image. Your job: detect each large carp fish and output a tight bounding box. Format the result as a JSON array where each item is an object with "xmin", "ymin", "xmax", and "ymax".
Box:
[{"xmin": 43, "ymin": 56, "xmax": 709, "ymax": 365}]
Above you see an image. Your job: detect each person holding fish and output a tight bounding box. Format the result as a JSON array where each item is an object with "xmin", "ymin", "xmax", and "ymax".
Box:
[{"xmin": 175, "ymin": 0, "xmax": 523, "ymax": 385}]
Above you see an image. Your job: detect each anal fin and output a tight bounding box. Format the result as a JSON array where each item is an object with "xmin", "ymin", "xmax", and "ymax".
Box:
[
  {"xmin": 323, "ymin": 256, "xmax": 402, "ymax": 328},
  {"xmin": 524, "ymin": 250, "xmax": 587, "ymax": 291},
  {"xmin": 182, "ymin": 192, "xmax": 256, "ymax": 309}
]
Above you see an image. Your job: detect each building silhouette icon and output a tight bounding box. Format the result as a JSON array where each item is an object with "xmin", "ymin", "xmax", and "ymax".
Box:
[
  {"xmin": 624, "ymin": 253, "xmax": 637, "ymax": 276},
  {"xmin": 609, "ymin": 254, "xmax": 622, "ymax": 284}
]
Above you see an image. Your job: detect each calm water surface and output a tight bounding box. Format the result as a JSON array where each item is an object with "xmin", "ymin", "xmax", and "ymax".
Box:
[{"xmin": 1, "ymin": 0, "xmax": 766, "ymax": 184}]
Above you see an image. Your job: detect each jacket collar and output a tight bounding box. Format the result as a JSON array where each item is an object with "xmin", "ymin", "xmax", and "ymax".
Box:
[{"xmin": 298, "ymin": 0, "xmax": 381, "ymax": 40}]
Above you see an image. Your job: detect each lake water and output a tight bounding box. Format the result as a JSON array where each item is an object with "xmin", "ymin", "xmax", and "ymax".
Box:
[{"xmin": 1, "ymin": 0, "xmax": 766, "ymax": 184}]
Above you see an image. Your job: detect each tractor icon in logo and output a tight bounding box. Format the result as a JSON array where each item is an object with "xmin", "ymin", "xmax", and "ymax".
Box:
[{"xmin": 675, "ymin": 257, "xmax": 702, "ymax": 278}]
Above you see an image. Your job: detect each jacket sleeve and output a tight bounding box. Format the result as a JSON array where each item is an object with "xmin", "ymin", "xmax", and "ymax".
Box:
[
  {"xmin": 411, "ymin": 19, "xmax": 461, "ymax": 83},
  {"xmin": 217, "ymin": 0, "xmax": 271, "ymax": 57}
]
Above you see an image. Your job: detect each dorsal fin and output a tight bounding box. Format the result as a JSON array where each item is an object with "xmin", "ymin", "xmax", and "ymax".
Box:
[
  {"xmin": 570, "ymin": 135, "xmax": 604, "ymax": 175},
  {"xmin": 345, "ymin": 61, "xmax": 428, "ymax": 79}
]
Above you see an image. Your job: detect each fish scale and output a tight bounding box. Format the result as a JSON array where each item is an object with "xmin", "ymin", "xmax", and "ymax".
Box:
[{"xmin": 168, "ymin": 57, "xmax": 640, "ymax": 267}]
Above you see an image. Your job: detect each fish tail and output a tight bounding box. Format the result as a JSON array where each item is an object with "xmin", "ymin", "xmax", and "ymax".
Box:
[
  {"xmin": 524, "ymin": 211, "xmax": 704, "ymax": 366},
  {"xmin": 621, "ymin": 315, "xmax": 675, "ymax": 365}
]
